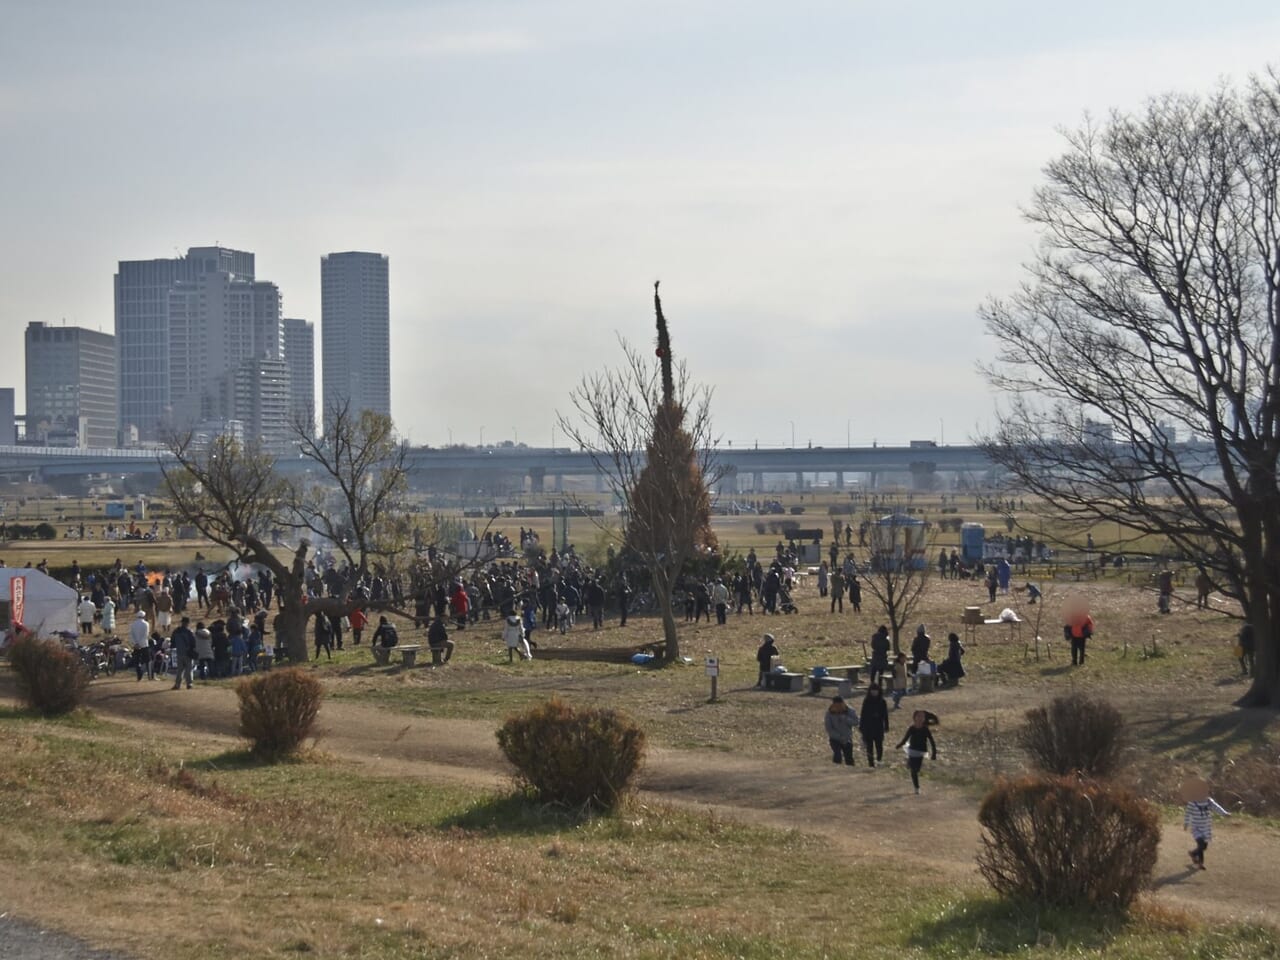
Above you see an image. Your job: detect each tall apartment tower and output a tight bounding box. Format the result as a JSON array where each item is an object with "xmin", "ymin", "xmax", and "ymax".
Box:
[
  {"xmin": 321, "ymin": 252, "xmax": 390, "ymax": 426},
  {"xmin": 114, "ymin": 246, "xmax": 255, "ymax": 442},
  {"xmin": 281, "ymin": 317, "xmax": 316, "ymax": 429},
  {"xmin": 25, "ymin": 322, "xmax": 118, "ymax": 448}
]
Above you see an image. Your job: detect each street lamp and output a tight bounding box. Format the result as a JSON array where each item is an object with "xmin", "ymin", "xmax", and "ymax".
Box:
[
  {"xmin": 479, "ymin": 426, "xmax": 485, "ymax": 447},
  {"xmin": 551, "ymin": 424, "xmax": 556, "ymax": 450},
  {"xmin": 447, "ymin": 427, "xmax": 453, "ymax": 446},
  {"xmin": 789, "ymin": 420, "xmax": 795, "ymax": 448},
  {"xmin": 847, "ymin": 419, "xmax": 851, "ymax": 448}
]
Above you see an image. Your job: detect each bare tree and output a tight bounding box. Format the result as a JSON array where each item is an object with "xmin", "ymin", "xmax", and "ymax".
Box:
[
  {"xmin": 857, "ymin": 510, "xmax": 934, "ymax": 654},
  {"xmin": 288, "ymin": 400, "xmax": 414, "ymax": 594},
  {"xmin": 979, "ymin": 71, "xmax": 1280, "ymax": 706},
  {"xmin": 559, "ymin": 284, "xmax": 721, "ymax": 662},
  {"xmin": 161, "ymin": 433, "xmax": 314, "ymax": 661}
]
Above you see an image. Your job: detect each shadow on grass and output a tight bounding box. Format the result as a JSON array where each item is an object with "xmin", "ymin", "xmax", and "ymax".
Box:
[
  {"xmin": 909, "ymin": 897, "xmax": 1130, "ymax": 955},
  {"xmin": 441, "ymin": 791, "xmax": 596, "ymax": 837},
  {"xmin": 186, "ymin": 747, "xmax": 290, "ymax": 771}
]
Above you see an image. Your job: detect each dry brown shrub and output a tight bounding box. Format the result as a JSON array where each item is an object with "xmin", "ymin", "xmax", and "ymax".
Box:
[
  {"xmin": 1020, "ymin": 693, "xmax": 1126, "ymax": 778},
  {"xmin": 235, "ymin": 667, "xmax": 322, "ymax": 759},
  {"xmin": 496, "ymin": 697, "xmax": 645, "ymax": 812},
  {"xmin": 977, "ymin": 775, "xmax": 1160, "ymax": 910},
  {"xmin": 7, "ymin": 634, "xmax": 90, "ymax": 716}
]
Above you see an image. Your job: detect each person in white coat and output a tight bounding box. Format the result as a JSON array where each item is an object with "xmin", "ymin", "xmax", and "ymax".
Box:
[
  {"xmin": 129, "ymin": 611, "xmax": 152, "ymax": 680},
  {"xmin": 101, "ymin": 596, "xmax": 116, "ymax": 634},
  {"xmin": 503, "ymin": 606, "xmax": 532, "ymax": 662},
  {"xmin": 78, "ymin": 596, "xmax": 96, "ymax": 635}
]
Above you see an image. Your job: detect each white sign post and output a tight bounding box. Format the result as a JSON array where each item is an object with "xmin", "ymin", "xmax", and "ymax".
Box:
[{"xmin": 705, "ymin": 656, "xmax": 719, "ymax": 701}]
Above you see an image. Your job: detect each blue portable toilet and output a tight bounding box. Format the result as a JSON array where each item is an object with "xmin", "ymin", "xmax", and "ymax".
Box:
[{"xmin": 961, "ymin": 523, "xmax": 985, "ymax": 563}]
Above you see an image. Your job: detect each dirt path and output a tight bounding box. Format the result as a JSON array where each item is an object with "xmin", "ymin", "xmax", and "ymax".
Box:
[{"xmin": 23, "ymin": 674, "xmax": 1263, "ymax": 927}]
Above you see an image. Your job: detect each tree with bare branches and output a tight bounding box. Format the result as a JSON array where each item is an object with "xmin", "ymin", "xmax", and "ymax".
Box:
[
  {"xmin": 979, "ymin": 71, "xmax": 1280, "ymax": 706},
  {"xmin": 858, "ymin": 510, "xmax": 934, "ymax": 655},
  {"xmin": 163, "ymin": 401, "xmax": 420, "ymax": 662},
  {"xmin": 559, "ymin": 284, "xmax": 721, "ymax": 662}
]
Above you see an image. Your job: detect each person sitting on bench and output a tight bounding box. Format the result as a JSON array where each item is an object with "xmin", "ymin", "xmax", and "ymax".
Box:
[
  {"xmin": 372, "ymin": 616, "xmax": 399, "ymax": 648},
  {"xmin": 427, "ymin": 616, "xmax": 455, "ymax": 663}
]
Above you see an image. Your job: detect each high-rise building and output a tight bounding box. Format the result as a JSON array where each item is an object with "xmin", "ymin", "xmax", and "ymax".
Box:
[
  {"xmin": 281, "ymin": 317, "xmax": 316, "ymax": 429},
  {"xmin": 321, "ymin": 251, "xmax": 390, "ymax": 425},
  {"xmin": 24, "ymin": 323, "xmax": 117, "ymax": 448},
  {"xmin": 0, "ymin": 388, "xmax": 14, "ymax": 446},
  {"xmin": 114, "ymin": 246, "xmax": 255, "ymax": 442},
  {"xmin": 218, "ymin": 356, "xmax": 292, "ymax": 451},
  {"xmin": 167, "ymin": 271, "xmax": 282, "ymax": 427}
]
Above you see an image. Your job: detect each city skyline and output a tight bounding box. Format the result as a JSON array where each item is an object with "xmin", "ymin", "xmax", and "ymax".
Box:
[{"xmin": 2, "ymin": 2, "xmax": 1279, "ymax": 448}]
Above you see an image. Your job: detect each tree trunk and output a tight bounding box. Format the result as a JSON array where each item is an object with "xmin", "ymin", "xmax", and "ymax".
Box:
[
  {"xmin": 653, "ymin": 577, "xmax": 681, "ymax": 663},
  {"xmin": 1240, "ymin": 574, "xmax": 1280, "ymax": 707},
  {"xmin": 275, "ymin": 600, "xmax": 310, "ymax": 664}
]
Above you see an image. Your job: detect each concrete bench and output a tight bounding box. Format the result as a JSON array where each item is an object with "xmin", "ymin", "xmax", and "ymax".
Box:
[
  {"xmin": 808, "ymin": 674, "xmax": 853, "ymax": 698},
  {"xmin": 764, "ymin": 671, "xmax": 805, "ymax": 692},
  {"xmin": 371, "ymin": 644, "xmax": 422, "ymax": 667},
  {"xmin": 823, "ymin": 664, "xmax": 862, "ymax": 684}
]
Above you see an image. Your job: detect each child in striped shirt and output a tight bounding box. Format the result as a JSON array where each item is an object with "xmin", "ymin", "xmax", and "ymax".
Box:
[{"xmin": 1184, "ymin": 797, "xmax": 1229, "ymax": 869}]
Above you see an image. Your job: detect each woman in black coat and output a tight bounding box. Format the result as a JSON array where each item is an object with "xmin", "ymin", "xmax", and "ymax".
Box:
[
  {"xmin": 858, "ymin": 684, "xmax": 890, "ymax": 767},
  {"xmin": 939, "ymin": 632, "xmax": 966, "ymax": 685}
]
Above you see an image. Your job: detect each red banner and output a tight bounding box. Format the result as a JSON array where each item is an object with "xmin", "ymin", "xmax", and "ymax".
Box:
[{"xmin": 10, "ymin": 575, "xmax": 25, "ymax": 628}]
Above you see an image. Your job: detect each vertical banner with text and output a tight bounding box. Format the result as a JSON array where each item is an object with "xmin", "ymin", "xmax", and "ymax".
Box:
[{"xmin": 10, "ymin": 575, "xmax": 25, "ymax": 627}]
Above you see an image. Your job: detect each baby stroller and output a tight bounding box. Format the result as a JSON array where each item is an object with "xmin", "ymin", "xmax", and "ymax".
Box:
[{"xmin": 778, "ymin": 585, "xmax": 798, "ymax": 615}]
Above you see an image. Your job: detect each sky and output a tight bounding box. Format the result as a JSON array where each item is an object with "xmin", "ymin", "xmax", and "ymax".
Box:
[{"xmin": 1, "ymin": 0, "xmax": 1278, "ymax": 449}]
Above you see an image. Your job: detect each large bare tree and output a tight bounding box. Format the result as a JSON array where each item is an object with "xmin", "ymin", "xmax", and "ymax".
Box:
[
  {"xmin": 979, "ymin": 71, "xmax": 1280, "ymax": 706},
  {"xmin": 163, "ymin": 402, "xmax": 418, "ymax": 661},
  {"xmin": 560, "ymin": 284, "xmax": 721, "ymax": 662}
]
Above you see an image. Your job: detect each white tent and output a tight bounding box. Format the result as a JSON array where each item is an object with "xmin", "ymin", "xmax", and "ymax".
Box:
[{"xmin": 0, "ymin": 568, "xmax": 79, "ymax": 637}]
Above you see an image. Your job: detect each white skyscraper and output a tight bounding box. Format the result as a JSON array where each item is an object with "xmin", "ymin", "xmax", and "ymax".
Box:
[{"xmin": 321, "ymin": 251, "xmax": 390, "ymax": 425}]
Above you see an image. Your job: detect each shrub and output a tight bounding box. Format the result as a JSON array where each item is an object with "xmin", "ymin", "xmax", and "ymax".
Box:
[
  {"xmin": 1020, "ymin": 693, "xmax": 1125, "ymax": 778},
  {"xmin": 977, "ymin": 775, "xmax": 1160, "ymax": 909},
  {"xmin": 496, "ymin": 697, "xmax": 645, "ymax": 812},
  {"xmin": 235, "ymin": 668, "xmax": 323, "ymax": 759},
  {"xmin": 7, "ymin": 634, "xmax": 90, "ymax": 716}
]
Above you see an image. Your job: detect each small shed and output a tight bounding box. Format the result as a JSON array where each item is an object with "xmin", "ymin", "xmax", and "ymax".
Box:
[{"xmin": 871, "ymin": 513, "xmax": 928, "ymax": 571}]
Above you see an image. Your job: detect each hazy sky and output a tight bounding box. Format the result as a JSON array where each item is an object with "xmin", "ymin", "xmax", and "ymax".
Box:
[{"xmin": 2, "ymin": 1, "xmax": 1277, "ymax": 448}]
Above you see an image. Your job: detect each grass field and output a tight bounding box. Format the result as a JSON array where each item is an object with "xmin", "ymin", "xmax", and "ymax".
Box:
[{"xmin": 2, "ymin": 491, "xmax": 1279, "ymax": 958}]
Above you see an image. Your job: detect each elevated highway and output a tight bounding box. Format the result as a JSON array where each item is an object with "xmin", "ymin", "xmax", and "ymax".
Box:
[{"xmin": 0, "ymin": 442, "xmax": 996, "ymax": 492}]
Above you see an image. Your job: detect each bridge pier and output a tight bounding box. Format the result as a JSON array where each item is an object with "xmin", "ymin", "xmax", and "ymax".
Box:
[
  {"xmin": 910, "ymin": 461, "xmax": 938, "ymax": 491},
  {"xmin": 753, "ymin": 471, "xmax": 764, "ymax": 492},
  {"xmin": 835, "ymin": 471, "xmax": 844, "ymax": 490},
  {"xmin": 716, "ymin": 466, "xmax": 738, "ymax": 496},
  {"xmin": 595, "ymin": 472, "xmax": 606, "ymax": 493},
  {"xmin": 553, "ymin": 473, "xmax": 564, "ymax": 493},
  {"xmin": 794, "ymin": 470, "xmax": 804, "ymax": 491},
  {"xmin": 529, "ymin": 466, "xmax": 546, "ymax": 493}
]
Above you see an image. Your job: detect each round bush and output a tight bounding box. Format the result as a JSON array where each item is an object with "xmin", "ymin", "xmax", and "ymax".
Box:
[
  {"xmin": 1019, "ymin": 693, "xmax": 1125, "ymax": 778},
  {"xmin": 235, "ymin": 668, "xmax": 323, "ymax": 759},
  {"xmin": 7, "ymin": 634, "xmax": 90, "ymax": 716},
  {"xmin": 496, "ymin": 697, "xmax": 645, "ymax": 812},
  {"xmin": 977, "ymin": 775, "xmax": 1160, "ymax": 909}
]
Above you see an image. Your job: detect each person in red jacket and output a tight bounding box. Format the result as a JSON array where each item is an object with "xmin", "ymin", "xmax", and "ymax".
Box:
[
  {"xmin": 348, "ymin": 607, "xmax": 368, "ymax": 645},
  {"xmin": 449, "ymin": 580, "xmax": 470, "ymax": 629}
]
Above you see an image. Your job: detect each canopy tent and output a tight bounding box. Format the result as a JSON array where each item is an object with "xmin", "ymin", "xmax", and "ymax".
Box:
[{"xmin": 0, "ymin": 568, "xmax": 79, "ymax": 637}]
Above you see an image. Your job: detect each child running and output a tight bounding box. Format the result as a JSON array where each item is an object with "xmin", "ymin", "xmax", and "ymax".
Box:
[
  {"xmin": 1183, "ymin": 782, "xmax": 1229, "ymax": 870},
  {"xmin": 894, "ymin": 710, "xmax": 938, "ymax": 795}
]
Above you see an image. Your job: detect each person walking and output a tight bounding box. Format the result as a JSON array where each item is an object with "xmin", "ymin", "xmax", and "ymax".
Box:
[
  {"xmin": 859, "ymin": 684, "xmax": 890, "ymax": 767},
  {"xmin": 817, "ymin": 562, "xmax": 829, "ymax": 599},
  {"xmin": 1066, "ymin": 608, "xmax": 1095, "ymax": 666},
  {"xmin": 890, "ymin": 651, "xmax": 910, "ymax": 709},
  {"xmin": 824, "ymin": 696, "xmax": 857, "ymax": 766},
  {"xmin": 170, "ymin": 617, "xmax": 197, "ymax": 689},
  {"xmin": 711, "ymin": 578, "xmax": 730, "ymax": 625},
  {"xmin": 895, "ymin": 710, "xmax": 938, "ymax": 795},
  {"xmin": 313, "ymin": 612, "xmax": 333, "ymax": 661},
  {"xmin": 1183, "ymin": 780, "xmax": 1229, "ymax": 870},
  {"xmin": 503, "ymin": 607, "xmax": 531, "ymax": 661},
  {"xmin": 1237, "ymin": 623, "xmax": 1255, "ymax": 677},
  {"xmin": 129, "ymin": 610, "xmax": 152, "ymax": 681},
  {"xmin": 848, "ymin": 574, "xmax": 862, "ymax": 613},
  {"xmin": 869, "ymin": 625, "xmax": 891, "ymax": 684}
]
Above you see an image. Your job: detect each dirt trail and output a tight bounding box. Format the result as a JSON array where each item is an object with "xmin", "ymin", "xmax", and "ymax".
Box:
[{"xmin": 11, "ymin": 675, "xmax": 1280, "ymax": 926}]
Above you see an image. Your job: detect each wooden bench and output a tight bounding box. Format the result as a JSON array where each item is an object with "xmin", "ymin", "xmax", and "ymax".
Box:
[
  {"xmin": 763, "ymin": 671, "xmax": 805, "ymax": 692},
  {"xmin": 808, "ymin": 674, "xmax": 853, "ymax": 698},
  {"xmin": 371, "ymin": 644, "xmax": 422, "ymax": 667}
]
